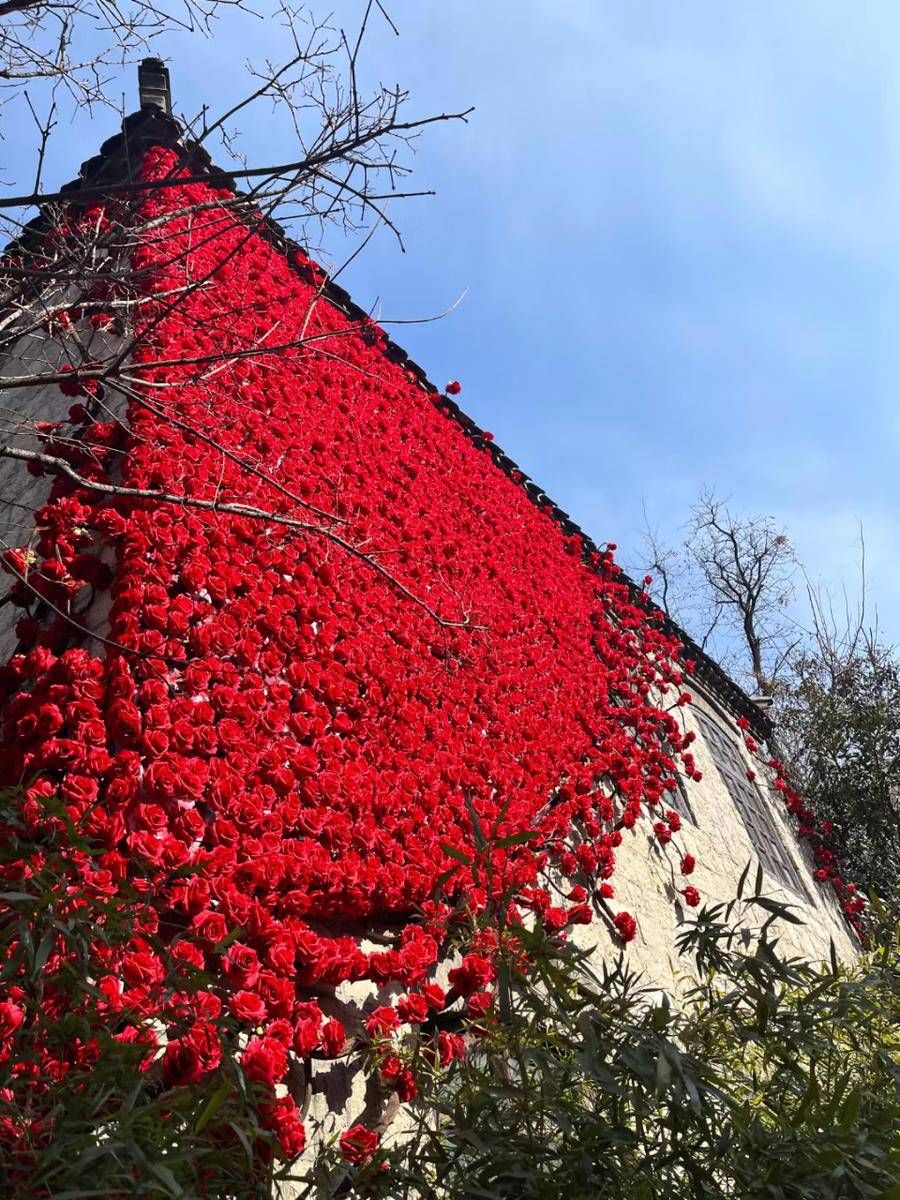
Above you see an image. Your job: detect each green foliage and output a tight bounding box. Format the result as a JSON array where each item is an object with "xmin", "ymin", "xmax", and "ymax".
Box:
[
  {"xmin": 2, "ymin": 778, "xmax": 897, "ymax": 1200},
  {"xmin": 778, "ymin": 640, "xmax": 900, "ymax": 907},
  {"xmin": 375, "ymin": 887, "xmax": 899, "ymax": 1200}
]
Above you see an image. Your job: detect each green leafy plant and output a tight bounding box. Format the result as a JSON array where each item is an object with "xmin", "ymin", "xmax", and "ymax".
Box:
[
  {"xmin": 371, "ymin": 871, "xmax": 899, "ymax": 1200},
  {"xmin": 2, "ymin": 777, "xmax": 897, "ymax": 1200}
]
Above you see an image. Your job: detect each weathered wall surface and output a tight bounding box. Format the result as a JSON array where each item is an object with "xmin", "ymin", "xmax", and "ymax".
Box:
[{"xmin": 576, "ymin": 684, "xmax": 857, "ymax": 989}]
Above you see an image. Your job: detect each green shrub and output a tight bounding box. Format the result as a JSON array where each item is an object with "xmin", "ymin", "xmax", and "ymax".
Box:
[{"xmin": 374, "ymin": 876, "xmax": 899, "ymax": 1200}]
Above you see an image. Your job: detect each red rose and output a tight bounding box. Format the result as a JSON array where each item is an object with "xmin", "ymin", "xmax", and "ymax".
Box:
[
  {"xmin": 176, "ymin": 876, "xmax": 211, "ymax": 915},
  {"xmin": 223, "ymin": 942, "xmax": 260, "ymax": 989},
  {"xmin": 444, "ymin": 380, "xmax": 461, "ymax": 396},
  {"xmin": 380, "ymin": 1053, "xmax": 402, "ymax": 1082},
  {"xmin": 681, "ymin": 886, "xmax": 701, "ymax": 908},
  {"xmin": 653, "ymin": 821, "xmax": 672, "ymax": 846},
  {"xmin": 466, "ymin": 991, "xmax": 493, "ymax": 1018},
  {"xmin": 241, "ymin": 1036, "xmax": 287, "ymax": 1089},
  {"xmin": 422, "ymin": 982, "xmax": 446, "ymax": 1010},
  {"xmin": 60, "ymin": 774, "xmax": 99, "ymax": 807},
  {"xmin": 680, "ymin": 854, "xmax": 696, "ymax": 875},
  {"xmin": 613, "ymin": 912, "xmax": 637, "ymax": 943},
  {"xmin": 437, "ymin": 1030, "xmax": 466, "ymax": 1067},
  {"xmin": 267, "ymin": 934, "xmax": 296, "ymax": 973},
  {"xmin": 0, "ymin": 1001, "xmax": 25, "ymax": 1042},
  {"xmin": 176, "ymin": 991, "xmax": 222, "ymax": 1023},
  {"xmin": 184, "ymin": 1019, "xmax": 222, "ymax": 1073},
  {"xmin": 320, "ymin": 1017, "xmax": 345, "ymax": 1057},
  {"xmin": 262, "ymin": 1096, "xmax": 306, "ymax": 1160},
  {"xmin": 162, "ymin": 1038, "xmax": 203, "ymax": 1086},
  {"xmin": 396, "ymin": 993, "xmax": 429, "ymax": 1024},
  {"xmin": 365, "ymin": 1005, "xmax": 400, "ymax": 1038},
  {"xmin": 566, "ymin": 903, "xmax": 593, "ymax": 925},
  {"xmin": 121, "ymin": 949, "xmax": 164, "ymax": 989},
  {"xmin": 113, "ymin": 1025, "xmax": 158, "ymax": 1070},
  {"xmin": 448, "ymin": 953, "xmax": 495, "ymax": 998},
  {"xmin": 339, "ymin": 1124, "xmax": 380, "ymax": 1165},
  {"xmin": 229, "ymin": 990, "xmax": 267, "ymax": 1024},
  {"xmin": 191, "ymin": 910, "xmax": 229, "ymax": 947},
  {"xmin": 171, "ymin": 941, "xmax": 205, "ymax": 970},
  {"xmin": 36, "ymin": 704, "xmax": 64, "ymax": 736},
  {"xmin": 293, "ymin": 1000, "xmax": 323, "ymax": 1055},
  {"xmin": 256, "ymin": 971, "xmax": 294, "ymax": 1018},
  {"xmin": 542, "ymin": 906, "xmax": 568, "ymax": 932}
]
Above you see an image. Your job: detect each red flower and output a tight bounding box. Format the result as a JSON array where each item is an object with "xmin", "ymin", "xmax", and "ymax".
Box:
[
  {"xmin": 320, "ymin": 1018, "xmax": 345, "ymax": 1057},
  {"xmin": 448, "ymin": 953, "xmax": 495, "ymax": 998},
  {"xmin": 241, "ymin": 1036, "xmax": 287, "ymax": 1089},
  {"xmin": 681, "ymin": 886, "xmax": 701, "ymax": 908},
  {"xmin": 339, "ymin": 1124, "xmax": 380, "ymax": 1165},
  {"xmin": 229, "ymin": 990, "xmax": 267, "ymax": 1024},
  {"xmin": 413, "ymin": 983, "xmax": 442, "ymax": 1012},
  {"xmin": 445, "ymin": 380, "xmax": 462, "ymax": 395},
  {"xmin": 121, "ymin": 950, "xmax": 164, "ymax": 989},
  {"xmin": 437, "ymin": 1030, "xmax": 466, "ymax": 1066},
  {"xmin": 680, "ymin": 854, "xmax": 696, "ymax": 875},
  {"xmin": 262, "ymin": 1096, "xmax": 306, "ymax": 1159},
  {"xmin": 365, "ymin": 1005, "xmax": 400, "ymax": 1038},
  {"xmin": 396, "ymin": 993, "xmax": 429, "ymax": 1024},
  {"xmin": 191, "ymin": 910, "xmax": 229, "ymax": 947},
  {"xmin": 184, "ymin": 1019, "xmax": 222, "ymax": 1074},
  {"xmin": 162, "ymin": 1038, "xmax": 203, "ymax": 1086},
  {"xmin": 0, "ymin": 144, "xmax": 861, "ymax": 1137},
  {"xmin": 466, "ymin": 990, "xmax": 493, "ymax": 1018},
  {"xmin": 223, "ymin": 943, "xmax": 261, "ymax": 989},
  {"xmin": 613, "ymin": 911, "xmax": 637, "ymax": 942},
  {"xmin": 0, "ymin": 1001, "xmax": 25, "ymax": 1042}
]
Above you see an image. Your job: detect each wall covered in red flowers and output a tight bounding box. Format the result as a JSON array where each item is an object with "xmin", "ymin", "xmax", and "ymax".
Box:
[{"xmin": 0, "ymin": 143, "xmax": 859, "ymax": 1160}]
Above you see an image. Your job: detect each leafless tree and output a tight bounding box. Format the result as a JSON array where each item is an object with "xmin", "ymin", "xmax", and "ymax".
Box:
[
  {"xmin": 637, "ymin": 495, "xmax": 900, "ymax": 900},
  {"xmin": 685, "ymin": 489, "xmax": 799, "ymax": 697},
  {"xmin": 1, "ymin": 0, "xmax": 247, "ymax": 134},
  {"xmin": 638, "ymin": 488, "xmax": 799, "ymax": 697}
]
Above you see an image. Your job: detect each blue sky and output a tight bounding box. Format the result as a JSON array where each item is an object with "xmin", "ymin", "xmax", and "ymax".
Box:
[{"xmin": 7, "ymin": 2, "xmax": 900, "ymax": 648}]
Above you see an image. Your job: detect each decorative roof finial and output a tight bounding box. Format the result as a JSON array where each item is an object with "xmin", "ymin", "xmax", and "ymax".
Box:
[{"xmin": 138, "ymin": 58, "xmax": 171, "ymax": 114}]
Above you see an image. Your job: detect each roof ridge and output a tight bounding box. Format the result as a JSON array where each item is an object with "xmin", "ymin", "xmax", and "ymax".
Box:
[{"xmin": 4, "ymin": 106, "xmax": 773, "ymax": 741}]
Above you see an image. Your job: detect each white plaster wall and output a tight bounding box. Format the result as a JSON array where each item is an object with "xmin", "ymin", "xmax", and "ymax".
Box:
[{"xmin": 571, "ymin": 683, "xmax": 858, "ymax": 990}]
